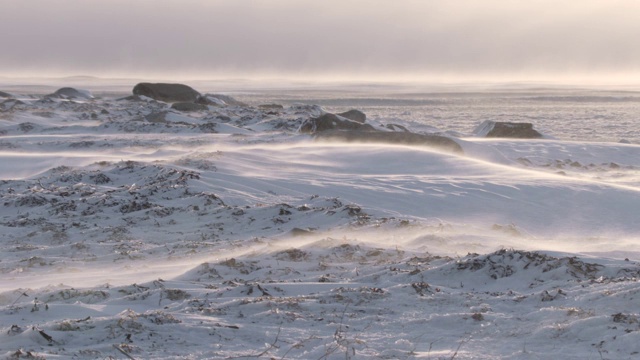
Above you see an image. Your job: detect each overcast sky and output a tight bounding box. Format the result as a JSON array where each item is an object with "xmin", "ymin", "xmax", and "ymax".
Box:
[{"xmin": 1, "ymin": 0, "xmax": 639, "ymax": 82}]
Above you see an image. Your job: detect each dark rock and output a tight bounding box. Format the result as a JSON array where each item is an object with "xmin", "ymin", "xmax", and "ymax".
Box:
[
  {"xmin": 47, "ymin": 87, "xmax": 94, "ymax": 100},
  {"xmin": 258, "ymin": 104, "xmax": 284, "ymax": 109},
  {"xmin": 1, "ymin": 99, "xmax": 24, "ymax": 109},
  {"xmin": 69, "ymin": 141, "xmax": 95, "ymax": 148},
  {"xmin": 196, "ymin": 93, "xmax": 247, "ymax": 107},
  {"xmin": 300, "ymin": 113, "xmax": 375, "ymax": 133},
  {"xmin": 290, "ymin": 228, "xmax": 313, "ymax": 237},
  {"xmin": 315, "ymin": 130, "xmax": 463, "ymax": 154},
  {"xmin": 132, "ymin": 83, "xmax": 201, "ymax": 103},
  {"xmin": 145, "ymin": 111, "xmax": 169, "ymax": 123},
  {"xmin": 199, "ymin": 123, "xmax": 217, "ymax": 133},
  {"xmin": 474, "ymin": 120, "xmax": 543, "ymax": 139},
  {"xmin": 18, "ymin": 122, "xmax": 36, "ymax": 132},
  {"xmin": 171, "ymin": 102, "xmax": 208, "ymax": 112},
  {"xmin": 0, "ymin": 91, "xmax": 13, "ymax": 98},
  {"xmin": 337, "ymin": 109, "xmax": 366, "ymax": 123}
]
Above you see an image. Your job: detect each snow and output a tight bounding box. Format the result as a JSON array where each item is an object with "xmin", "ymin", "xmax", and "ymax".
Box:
[{"xmin": 0, "ymin": 84, "xmax": 640, "ymax": 359}]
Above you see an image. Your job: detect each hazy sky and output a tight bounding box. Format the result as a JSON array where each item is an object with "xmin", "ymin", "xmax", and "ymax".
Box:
[{"xmin": 2, "ymin": 0, "xmax": 640, "ymax": 82}]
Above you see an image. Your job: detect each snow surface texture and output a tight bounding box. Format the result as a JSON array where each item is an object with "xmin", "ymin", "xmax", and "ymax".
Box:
[{"xmin": 1, "ymin": 86, "xmax": 640, "ymax": 359}]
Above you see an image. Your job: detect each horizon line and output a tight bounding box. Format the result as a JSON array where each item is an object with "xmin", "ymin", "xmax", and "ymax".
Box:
[{"xmin": 3, "ymin": 71, "xmax": 640, "ymax": 89}]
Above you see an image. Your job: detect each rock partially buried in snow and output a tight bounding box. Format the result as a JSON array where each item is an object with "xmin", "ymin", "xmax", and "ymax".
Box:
[
  {"xmin": 47, "ymin": 87, "xmax": 94, "ymax": 100},
  {"xmin": 316, "ymin": 129, "xmax": 464, "ymax": 154},
  {"xmin": 1, "ymin": 98, "xmax": 25, "ymax": 111},
  {"xmin": 300, "ymin": 113, "xmax": 375, "ymax": 133},
  {"xmin": 337, "ymin": 109, "xmax": 366, "ymax": 123},
  {"xmin": 145, "ymin": 111, "xmax": 170, "ymax": 123},
  {"xmin": 474, "ymin": 120, "xmax": 543, "ymax": 139},
  {"xmin": 132, "ymin": 83, "xmax": 201, "ymax": 103},
  {"xmin": 301, "ymin": 110, "xmax": 462, "ymax": 153},
  {"xmin": 258, "ymin": 104, "xmax": 284, "ymax": 110},
  {"xmin": 171, "ymin": 102, "xmax": 208, "ymax": 112}
]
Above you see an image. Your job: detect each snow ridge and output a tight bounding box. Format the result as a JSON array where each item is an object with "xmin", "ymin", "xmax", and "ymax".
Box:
[{"xmin": 1, "ymin": 87, "xmax": 640, "ymax": 358}]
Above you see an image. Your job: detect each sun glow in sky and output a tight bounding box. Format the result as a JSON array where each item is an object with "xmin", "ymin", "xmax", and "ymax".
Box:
[{"xmin": 1, "ymin": 0, "xmax": 640, "ymax": 83}]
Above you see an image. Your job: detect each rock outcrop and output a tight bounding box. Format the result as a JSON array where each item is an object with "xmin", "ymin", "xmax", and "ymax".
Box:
[
  {"xmin": 171, "ymin": 102, "xmax": 208, "ymax": 112},
  {"xmin": 300, "ymin": 110, "xmax": 461, "ymax": 153},
  {"xmin": 300, "ymin": 113, "xmax": 375, "ymax": 133},
  {"xmin": 132, "ymin": 83, "xmax": 201, "ymax": 103},
  {"xmin": 0, "ymin": 98, "xmax": 24, "ymax": 111},
  {"xmin": 337, "ymin": 109, "xmax": 366, "ymax": 123},
  {"xmin": 474, "ymin": 120, "xmax": 543, "ymax": 139},
  {"xmin": 258, "ymin": 104, "xmax": 284, "ymax": 110},
  {"xmin": 145, "ymin": 111, "xmax": 170, "ymax": 123},
  {"xmin": 47, "ymin": 87, "xmax": 94, "ymax": 100},
  {"xmin": 316, "ymin": 130, "xmax": 463, "ymax": 154}
]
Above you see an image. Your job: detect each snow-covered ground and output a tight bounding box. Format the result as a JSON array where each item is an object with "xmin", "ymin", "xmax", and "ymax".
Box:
[{"xmin": 1, "ymin": 84, "xmax": 640, "ymax": 359}]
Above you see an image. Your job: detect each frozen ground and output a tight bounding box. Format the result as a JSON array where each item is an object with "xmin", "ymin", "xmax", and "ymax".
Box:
[{"xmin": 1, "ymin": 84, "xmax": 640, "ymax": 359}]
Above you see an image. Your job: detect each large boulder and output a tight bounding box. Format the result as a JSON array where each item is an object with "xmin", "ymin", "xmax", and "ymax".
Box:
[
  {"xmin": 0, "ymin": 91, "xmax": 13, "ymax": 98},
  {"xmin": 316, "ymin": 130, "xmax": 463, "ymax": 154},
  {"xmin": 47, "ymin": 87, "xmax": 94, "ymax": 100},
  {"xmin": 132, "ymin": 83, "xmax": 201, "ymax": 103},
  {"xmin": 474, "ymin": 120, "xmax": 543, "ymax": 139},
  {"xmin": 300, "ymin": 113, "xmax": 375, "ymax": 133},
  {"xmin": 337, "ymin": 109, "xmax": 366, "ymax": 123}
]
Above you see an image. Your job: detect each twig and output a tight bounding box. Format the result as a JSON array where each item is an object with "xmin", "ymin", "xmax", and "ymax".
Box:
[
  {"xmin": 450, "ymin": 339, "xmax": 466, "ymax": 360},
  {"xmin": 316, "ymin": 343, "xmax": 341, "ymax": 360},
  {"xmin": 317, "ymin": 304, "xmax": 351, "ymax": 360},
  {"xmin": 74, "ymin": 316, "xmax": 91, "ymax": 323},
  {"xmin": 254, "ymin": 327, "xmax": 282, "ymax": 357},
  {"xmin": 112, "ymin": 344, "xmax": 136, "ymax": 360},
  {"xmin": 425, "ymin": 337, "xmax": 443, "ymax": 359},
  {"xmin": 213, "ymin": 323, "xmax": 239, "ymax": 329},
  {"xmin": 280, "ymin": 334, "xmax": 320, "ymax": 359},
  {"xmin": 226, "ymin": 327, "xmax": 281, "ymax": 359},
  {"xmin": 36, "ymin": 179, "xmax": 50, "ymax": 191},
  {"xmin": 10, "ymin": 291, "xmax": 28, "ymax": 307},
  {"xmin": 256, "ymin": 284, "xmax": 270, "ymax": 296},
  {"xmin": 337, "ymin": 304, "xmax": 349, "ymax": 334},
  {"xmin": 38, "ymin": 329, "xmax": 54, "ymax": 343}
]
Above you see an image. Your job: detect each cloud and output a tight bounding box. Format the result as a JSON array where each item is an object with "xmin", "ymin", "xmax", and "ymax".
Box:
[{"xmin": 1, "ymin": 0, "xmax": 639, "ymax": 81}]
